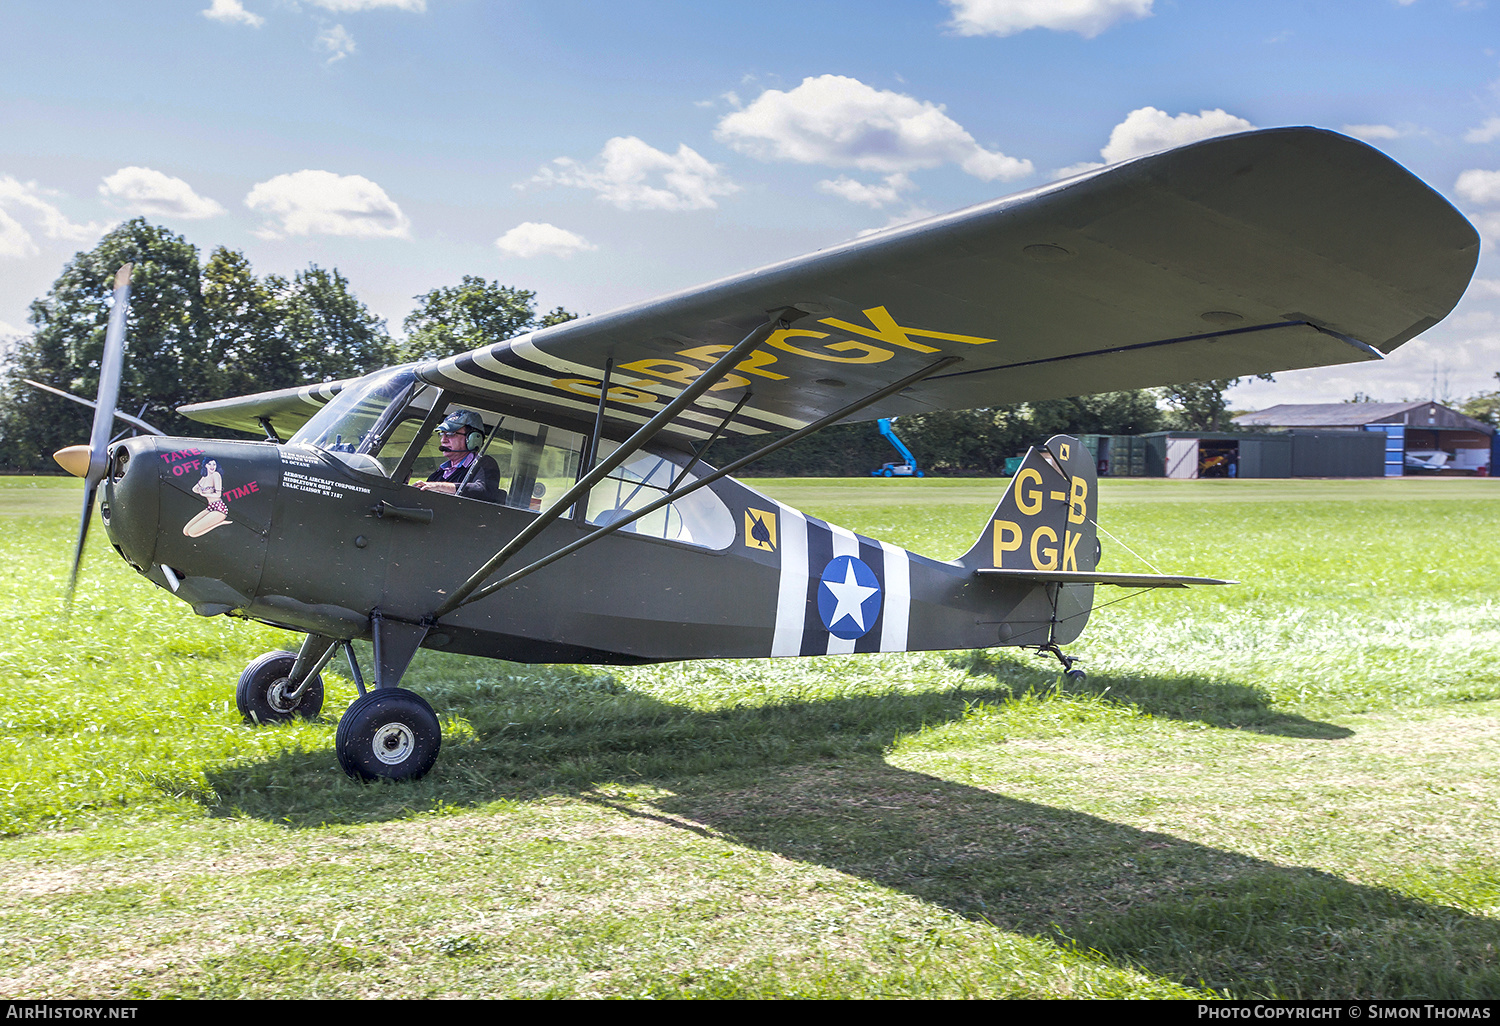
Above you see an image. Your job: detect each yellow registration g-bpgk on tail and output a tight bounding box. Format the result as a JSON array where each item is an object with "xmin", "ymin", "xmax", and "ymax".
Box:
[{"xmin": 55, "ymin": 128, "xmax": 1478, "ymax": 781}]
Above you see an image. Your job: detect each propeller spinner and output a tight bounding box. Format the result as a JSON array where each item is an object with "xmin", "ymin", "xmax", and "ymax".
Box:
[{"xmin": 53, "ymin": 263, "xmax": 132, "ymax": 608}]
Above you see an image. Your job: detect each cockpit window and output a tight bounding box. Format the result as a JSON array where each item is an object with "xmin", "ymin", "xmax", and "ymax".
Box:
[
  {"xmin": 586, "ymin": 442, "xmax": 734, "ymax": 550},
  {"xmin": 403, "ymin": 409, "xmax": 582, "ymax": 513},
  {"xmin": 288, "ymin": 368, "xmax": 419, "ymax": 466},
  {"xmin": 294, "ymin": 377, "xmax": 728, "ymax": 537}
]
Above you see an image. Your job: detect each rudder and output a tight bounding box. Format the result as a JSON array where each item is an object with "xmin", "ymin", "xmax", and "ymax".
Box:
[{"xmin": 959, "ymin": 435, "xmax": 1099, "ymax": 575}]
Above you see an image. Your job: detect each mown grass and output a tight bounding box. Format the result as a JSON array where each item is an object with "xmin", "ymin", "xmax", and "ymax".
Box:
[{"xmin": 0, "ymin": 474, "xmax": 1497, "ymax": 999}]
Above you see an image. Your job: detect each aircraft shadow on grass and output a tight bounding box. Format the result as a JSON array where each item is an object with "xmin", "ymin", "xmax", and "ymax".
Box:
[
  {"xmin": 952, "ymin": 650, "xmax": 1355, "ymax": 740},
  {"xmin": 199, "ymin": 659, "xmax": 1494, "ymax": 999}
]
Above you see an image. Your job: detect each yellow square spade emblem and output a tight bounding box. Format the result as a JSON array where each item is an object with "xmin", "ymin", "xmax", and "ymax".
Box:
[{"xmin": 744, "ymin": 508, "xmax": 777, "ymax": 552}]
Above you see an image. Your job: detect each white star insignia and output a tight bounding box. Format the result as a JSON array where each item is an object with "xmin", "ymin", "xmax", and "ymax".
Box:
[{"xmin": 822, "ymin": 562, "xmax": 879, "ymax": 632}]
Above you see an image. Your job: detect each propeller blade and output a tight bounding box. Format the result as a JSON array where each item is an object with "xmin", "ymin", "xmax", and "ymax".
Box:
[
  {"xmin": 60, "ymin": 263, "xmax": 132, "ymax": 609},
  {"xmin": 85, "ymin": 264, "xmax": 133, "ymax": 480},
  {"xmin": 64, "ymin": 480, "xmax": 99, "ymax": 611}
]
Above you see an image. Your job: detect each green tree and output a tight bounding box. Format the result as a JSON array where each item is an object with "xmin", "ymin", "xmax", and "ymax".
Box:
[
  {"xmin": 397, "ymin": 276, "xmax": 577, "ymax": 362},
  {"xmin": 0, "ymin": 219, "xmax": 209, "ymax": 470},
  {"xmin": 1459, "ymin": 374, "xmax": 1500, "ymax": 427},
  {"xmin": 0, "ymin": 222, "xmax": 396, "ymax": 471},
  {"xmin": 269, "ymin": 265, "xmax": 393, "ymax": 387},
  {"xmin": 201, "ymin": 246, "xmax": 281, "ymax": 399},
  {"xmin": 708, "ymin": 389, "xmax": 1165, "ymax": 477},
  {"xmin": 1160, "ymin": 376, "xmax": 1271, "ymax": 431}
]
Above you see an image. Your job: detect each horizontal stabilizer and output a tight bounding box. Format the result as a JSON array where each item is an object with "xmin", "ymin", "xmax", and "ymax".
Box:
[{"xmin": 977, "ymin": 569, "xmax": 1234, "ymax": 588}]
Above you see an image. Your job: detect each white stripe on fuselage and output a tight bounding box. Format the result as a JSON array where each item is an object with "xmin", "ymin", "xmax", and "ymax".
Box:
[
  {"xmin": 878, "ymin": 540, "xmax": 910, "ymax": 652},
  {"xmin": 771, "ymin": 506, "xmax": 808, "ymax": 657}
]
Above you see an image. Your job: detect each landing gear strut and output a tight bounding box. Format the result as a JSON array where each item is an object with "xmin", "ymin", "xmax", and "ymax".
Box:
[
  {"xmin": 236, "ymin": 650, "xmax": 325, "ymax": 723},
  {"xmin": 333, "ymin": 611, "xmax": 441, "ymax": 781},
  {"xmin": 1038, "ymin": 642, "xmax": 1086, "ymax": 683}
]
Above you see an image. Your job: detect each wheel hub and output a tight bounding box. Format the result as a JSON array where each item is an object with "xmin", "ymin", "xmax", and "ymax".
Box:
[
  {"xmin": 266, "ymin": 677, "xmax": 299, "ymax": 714},
  {"xmin": 372, "ymin": 721, "xmax": 415, "ymax": 765}
]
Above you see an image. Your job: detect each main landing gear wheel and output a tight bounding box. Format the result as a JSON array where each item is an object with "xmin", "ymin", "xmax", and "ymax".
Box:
[
  {"xmin": 237, "ymin": 650, "xmax": 325, "ymax": 724},
  {"xmin": 335, "ymin": 688, "xmax": 441, "ymax": 781}
]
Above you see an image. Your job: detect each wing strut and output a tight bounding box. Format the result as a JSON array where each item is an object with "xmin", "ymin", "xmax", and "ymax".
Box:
[
  {"xmin": 441, "ymin": 353, "xmax": 961, "ymax": 611},
  {"xmin": 430, "ymin": 314, "xmax": 795, "ymax": 619}
]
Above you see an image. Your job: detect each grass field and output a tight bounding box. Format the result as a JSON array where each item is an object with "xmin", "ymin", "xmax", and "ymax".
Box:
[{"xmin": 1, "ymin": 473, "xmax": 1497, "ymax": 999}]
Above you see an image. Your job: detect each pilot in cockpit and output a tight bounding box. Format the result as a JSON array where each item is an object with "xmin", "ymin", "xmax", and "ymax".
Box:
[{"xmin": 412, "ymin": 410, "xmax": 505, "ymax": 504}]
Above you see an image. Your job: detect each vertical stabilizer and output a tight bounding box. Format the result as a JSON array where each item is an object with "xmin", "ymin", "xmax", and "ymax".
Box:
[
  {"xmin": 958, "ymin": 435, "xmax": 1099, "ymax": 644},
  {"xmin": 958, "ymin": 435, "xmax": 1099, "ymax": 574}
]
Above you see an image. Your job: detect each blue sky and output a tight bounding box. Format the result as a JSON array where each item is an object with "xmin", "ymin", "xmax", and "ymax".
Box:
[{"xmin": 2, "ymin": 0, "xmax": 1499, "ymax": 407}]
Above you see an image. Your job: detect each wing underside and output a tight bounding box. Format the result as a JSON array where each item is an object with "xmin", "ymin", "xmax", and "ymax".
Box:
[{"xmin": 183, "ymin": 128, "xmax": 1477, "ymax": 447}]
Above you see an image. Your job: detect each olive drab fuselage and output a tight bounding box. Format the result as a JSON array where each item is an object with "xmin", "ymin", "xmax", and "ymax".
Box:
[{"xmin": 100, "ymin": 425, "xmax": 1098, "ymax": 666}]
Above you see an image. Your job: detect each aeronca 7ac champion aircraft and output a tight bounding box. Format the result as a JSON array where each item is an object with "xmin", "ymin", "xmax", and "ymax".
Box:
[{"xmin": 52, "ymin": 128, "xmax": 1478, "ymax": 780}]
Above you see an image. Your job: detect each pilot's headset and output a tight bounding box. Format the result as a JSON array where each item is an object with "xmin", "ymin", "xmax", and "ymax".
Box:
[{"xmin": 438, "ymin": 410, "xmax": 485, "ymax": 452}]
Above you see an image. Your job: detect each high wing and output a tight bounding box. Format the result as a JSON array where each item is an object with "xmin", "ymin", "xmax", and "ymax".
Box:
[
  {"xmin": 180, "ymin": 379, "xmax": 350, "ymax": 437},
  {"xmin": 184, "ymin": 128, "xmax": 1478, "ymax": 447}
]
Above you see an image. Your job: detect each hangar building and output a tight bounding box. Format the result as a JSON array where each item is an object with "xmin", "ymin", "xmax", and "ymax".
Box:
[
  {"xmin": 1083, "ymin": 431, "xmax": 1385, "ymax": 479},
  {"xmin": 1231, "ymin": 402, "xmax": 1495, "ymax": 476}
]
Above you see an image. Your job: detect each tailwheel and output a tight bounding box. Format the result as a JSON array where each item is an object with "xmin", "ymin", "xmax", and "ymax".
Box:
[
  {"xmin": 335, "ymin": 688, "xmax": 441, "ymax": 781},
  {"xmin": 1037, "ymin": 642, "xmax": 1086, "ymax": 683},
  {"xmin": 237, "ymin": 650, "xmax": 325, "ymax": 724}
]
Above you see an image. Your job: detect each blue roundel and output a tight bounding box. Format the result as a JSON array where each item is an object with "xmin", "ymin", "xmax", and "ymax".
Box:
[{"xmin": 817, "ymin": 555, "xmax": 882, "ymax": 640}]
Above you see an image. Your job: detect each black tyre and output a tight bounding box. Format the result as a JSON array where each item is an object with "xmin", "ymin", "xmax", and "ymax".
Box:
[
  {"xmin": 237, "ymin": 650, "xmax": 325, "ymax": 724},
  {"xmin": 335, "ymin": 688, "xmax": 441, "ymax": 781}
]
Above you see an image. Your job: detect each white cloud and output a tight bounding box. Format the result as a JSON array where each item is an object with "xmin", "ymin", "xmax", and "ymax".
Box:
[
  {"xmin": 202, "ymin": 0, "xmax": 264, "ymax": 28},
  {"xmin": 306, "ymin": 0, "xmax": 426, "ymax": 10},
  {"xmin": 1342, "ymin": 123, "xmax": 1403, "ymax": 140},
  {"xmin": 1099, "ymin": 107, "xmax": 1256, "ymax": 163},
  {"xmin": 528, "ymin": 137, "xmax": 738, "ymax": 212},
  {"xmin": 715, "ymin": 75, "xmax": 1032, "ymax": 182},
  {"xmin": 1465, "ymin": 117, "xmax": 1500, "ymax": 144},
  {"xmin": 99, "ymin": 167, "xmax": 225, "ymax": 219},
  {"xmin": 817, "ymin": 173, "xmax": 916, "ymax": 208},
  {"xmin": 1469, "ymin": 278, "xmax": 1500, "ymax": 298},
  {"xmin": 1456, "ymin": 168, "xmax": 1500, "ymax": 206},
  {"xmin": 244, "ymin": 170, "xmax": 410, "ymax": 239},
  {"xmin": 0, "ymin": 208, "xmax": 35, "ymax": 260},
  {"xmin": 495, "ymin": 222, "xmax": 597, "ymax": 259},
  {"xmin": 944, "ymin": 0, "xmax": 1153, "ymax": 38},
  {"xmin": 0, "ymin": 176, "xmax": 105, "ymax": 259},
  {"xmin": 317, "ymin": 24, "xmax": 356, "ymax": 63}
]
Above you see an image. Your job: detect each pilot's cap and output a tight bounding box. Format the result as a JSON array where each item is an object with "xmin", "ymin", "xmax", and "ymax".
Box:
[{"xmin": 437, "ymin": 410, "xmax": 483, "ymax": 434}]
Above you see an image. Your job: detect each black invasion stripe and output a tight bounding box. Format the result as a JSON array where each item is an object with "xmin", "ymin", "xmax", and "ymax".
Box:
[
  {"xmin": 498, "ymin": 342, "xmax": 807, "ymax": 437},
  {"xmin": 853, "ymin": 536, "xmax": 886, "ymax": 654},
  {"xmin": 433, "ymin": 354, "xmax": 655, "ymax": 427},
  {"xmin": 800, "ymin": 517, "xmax": 835, "ymax": 656},
  {"xmin": 455, "ymin": 348, "xmax": 769, "ymax": 436}
]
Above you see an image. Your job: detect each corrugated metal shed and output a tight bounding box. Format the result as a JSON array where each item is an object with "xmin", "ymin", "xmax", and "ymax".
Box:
[
  {"xmin": 1137, "ymin": 431, "xmax": 1383, "ymax": 478},
  {"xmin": 1232, "ymin": 401, "xmax": 1493, "ymax": 474}
]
